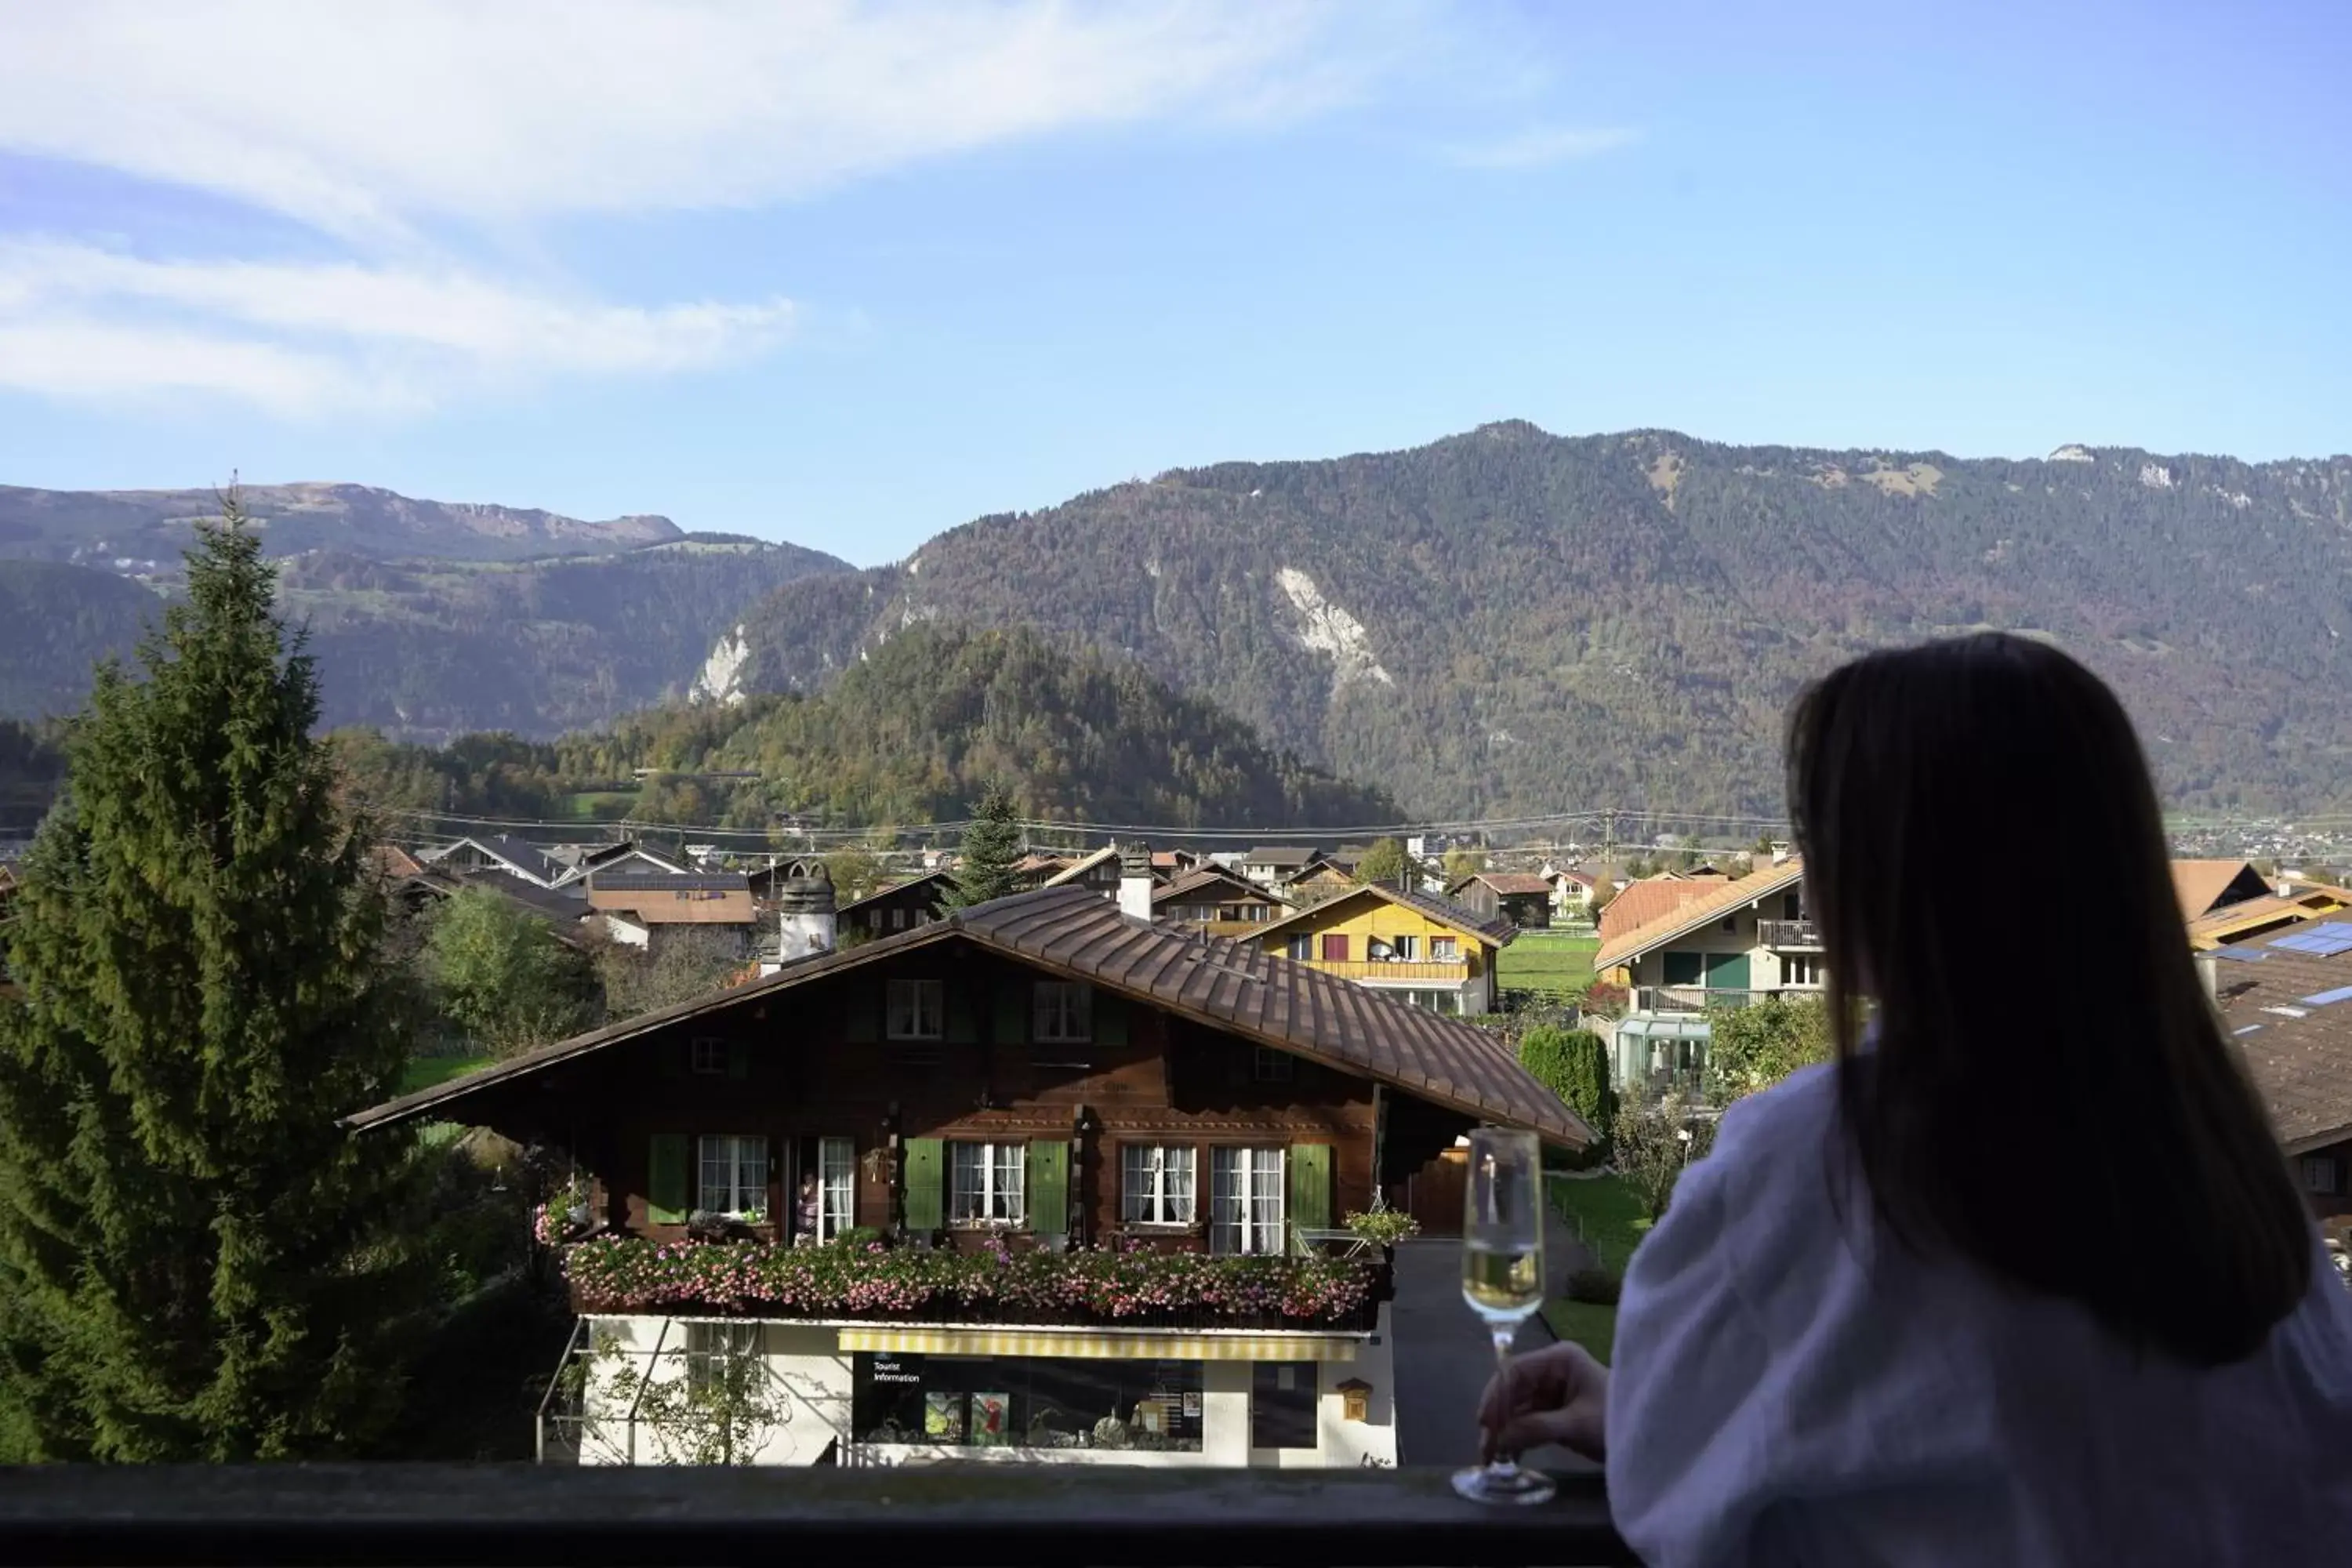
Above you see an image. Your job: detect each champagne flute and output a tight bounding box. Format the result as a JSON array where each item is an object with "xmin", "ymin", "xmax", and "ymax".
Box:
[{"xmin": 1453, "ymin": 1126, "xmax": 1556, "ymax": 1505}]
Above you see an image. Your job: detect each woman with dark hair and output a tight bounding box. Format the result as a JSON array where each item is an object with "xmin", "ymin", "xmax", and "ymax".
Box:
[{"xmin": 1481, "ymin": 633, "xmax": 2352, "ymax": 1563}]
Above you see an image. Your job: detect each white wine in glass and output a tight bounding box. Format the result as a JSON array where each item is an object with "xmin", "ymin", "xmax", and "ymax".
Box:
[{"xmin": 1453, "ymin": 1126, "xmax": 1557, "ymax": 1505}]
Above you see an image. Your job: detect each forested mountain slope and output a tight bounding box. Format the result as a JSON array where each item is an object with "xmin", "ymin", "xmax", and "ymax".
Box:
[
  {"xmin": 0, "ymin": 561, "xmax": 162, "ymax": 720},
  {"xmin": 731, "ymin": 424, "xmax": 2352, "ymax": 817},
  {"xmin": 0, "ymin": 481, "xmax": 681, "ymax": 572},
  {"xmin": 338, "ymin": 622, "xmax": 1397, "ymax": 833}
]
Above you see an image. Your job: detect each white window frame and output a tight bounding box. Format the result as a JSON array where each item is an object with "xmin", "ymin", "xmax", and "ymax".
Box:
[
  {"xmin": 1210, "ymin": 1146, "xmax": 1286, "ymax": 1255},
  {"xmin": 1430, "ymin": 935, "xmax": 1460, "ymax": 961},
  {"xmin": 684, "ymin": 1321, "xmax": 761, "ymax": 1394},
  {"xmin": 818, "ymin": 1136, "xmax": 856, "ymax": 1240},
  {"xmin": 1287, "ymin": 935, "xmax": 1313, "ymax": 961},
  {"xmin": 949, "ymin": 1140, "xmax": 1026, "ymax": 1225},
  {"xmin": 1121, "ymin": 1143, "xmax": 1198, "ymax": 1225},
  {"xmin": 1033, "ymin": 982, "xmax": 1093, "ymax": 1044},
  {"xmin": 1394, "ymin": 934, "xmax": 1419, "ymax": 960},
  {"xmin": 698, "ymin": 1134, "xmax": 768, "ymax": 1218},
  {"xmin": 689, "ymin": 1036, "xmax": 727, "ymax": 1076},
  {"xmin": 886, "ymin": 978, "xmax": 945, "ymax": 1040}
]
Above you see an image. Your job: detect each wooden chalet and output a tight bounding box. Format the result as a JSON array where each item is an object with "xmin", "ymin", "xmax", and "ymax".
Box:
[
  {"xmin": 586, "ymin": 870, "xmax": 759, "ymax": 953},
  {"xmin": 840, "ymin": 870, "xmax": 957, "ymax": 939},
  {"xmin": 1446, "ymin": 871, "xmax": 1555, "ymax": 930},
  {"xmin": 1152, "ymin": 865, "xmax": 1291, "ymax": 938},
  {"xmin": 348, "ymin": 886, "xmax": 1584, "ymax": 1469},
  {"xmin": 1249, "ymin": 883, "xmax": 1517, "ymax": 1018}
]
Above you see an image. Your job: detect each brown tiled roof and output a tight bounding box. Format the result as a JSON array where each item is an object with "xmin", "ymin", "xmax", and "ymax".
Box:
[
  {"xmin": 1462, "ymin": 873, "xmax": 1552, "ymax": 896},
  {"xmin": 345, "ymin": 886, "xmax": 1587, "ymax": 1145},
  {"xmin": 2209, "ymin": 916, "xmax": 2352, "ymax": 1152},
  {"xmin": 1250, "ymin": 880, "xmax": 1518, "ymax": 949},
  {"xmin": 2172, "ymin": 859, "xmax": 2267, "ymax": 920},
  {"xmin": 1152, "ymin": 866, "xmax": 1280, "ymax": 906},
  {"xmin": 1596, "ymin": 879, "xmax": 1718, "ymax": 946},
  {"xmin": 1595, "ymin": 859, "xmax": 1807, "ymax": 970},
  {"xmin": 1243, "ymin": 846, "xmax": 1317, "ymax": 867}
]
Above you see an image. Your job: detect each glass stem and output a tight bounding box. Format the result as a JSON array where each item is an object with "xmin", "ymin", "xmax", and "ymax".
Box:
[{"xmin": 1488, "ymin": 1323, "xmax": 1520, "ymax": 1474}]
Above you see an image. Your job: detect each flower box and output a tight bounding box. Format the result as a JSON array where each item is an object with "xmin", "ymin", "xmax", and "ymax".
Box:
[{"xmin": 562, "ymin": 1236, "xmax": 1390, "ymax": 1332}]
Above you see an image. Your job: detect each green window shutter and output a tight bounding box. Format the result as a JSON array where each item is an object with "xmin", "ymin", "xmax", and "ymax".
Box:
[
  {"xmin": 1705, "ymin": 951, "xmax": 1752, "ymax": 989},
  {"xmin": 648, "ymin": 1134, "xmax": 689, "ymax": 1225},
  {"xmin": 1027, "ymin": 1140, "xmax": 1070, "ymax": 1236},
  {"xmin": 728, "ymin": 1039, "xmax": 750, "ymax": 1080},
  {"xmin": 902, "ymin": 1138, "xmax": 944, "ymax": 1232},
  {"xmin": 844, "ymin": 984, "xmax": 879, "ymax": 1044},
  {"xmin": 1287, "ymin": 1143, "xmax": 1332, "ymax": 1234},
  {"xmin": 1094, "ymin": 991, "xmax": 1127, "ymax": 1048},
  {"xmin": 993, "ymin": 981, "xmax": 1028, "ymax": 1046},
  {"xmin": 946, "ymin": 983, "xmax": 978, "ymax": 1044}
]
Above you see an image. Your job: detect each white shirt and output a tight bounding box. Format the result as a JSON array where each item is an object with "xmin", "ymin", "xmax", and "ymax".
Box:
[{"xmin": 1606, "ymin": 1062, "xmax": 2352, "ymax": 1566}]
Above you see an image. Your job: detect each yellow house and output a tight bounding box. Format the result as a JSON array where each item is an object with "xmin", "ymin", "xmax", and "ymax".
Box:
[{"xmin": 1251, "ymin": 883, "xmax": 1515, "ymax": 1015}]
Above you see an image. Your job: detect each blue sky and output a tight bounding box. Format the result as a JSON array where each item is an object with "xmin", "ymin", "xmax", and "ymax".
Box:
[{"xmin": 0, "ymin": 0, "xmax": 2343, "ymax": 567}]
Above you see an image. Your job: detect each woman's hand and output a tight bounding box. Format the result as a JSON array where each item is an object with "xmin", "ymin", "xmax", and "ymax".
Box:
[{"xmin": 1477, "ymin": 1340, "xmax": 1610, "ymax": 1464}]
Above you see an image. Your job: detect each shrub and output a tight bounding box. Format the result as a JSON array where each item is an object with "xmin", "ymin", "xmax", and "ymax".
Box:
[{"xmin": 1564, "ymin": 1266, "xmax": 1622, "ymax": 1305}]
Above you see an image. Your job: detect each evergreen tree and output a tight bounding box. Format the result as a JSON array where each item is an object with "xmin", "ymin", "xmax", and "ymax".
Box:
[
  {"xmin": 942, "ymin": 785, "xmax": 1024, "ymax": 908},
  {"xmin": 0, "ymin": 499, "xmax": 421, "ymax": 1461}
]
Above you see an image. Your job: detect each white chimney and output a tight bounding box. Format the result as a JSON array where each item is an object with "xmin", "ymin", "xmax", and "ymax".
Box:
[
  {"xmin": 1118, "ymin": 840, "xmax": 1156, "ymax": 923},
  {"xmin": 771, "ymin": 859, "xmax": 837, "ymax": 971}
]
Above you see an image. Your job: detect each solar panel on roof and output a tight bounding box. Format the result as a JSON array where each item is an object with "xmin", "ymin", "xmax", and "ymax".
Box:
[
  {"xmin": 2300, "ymin": 986, "xmax": 2352, "ymax": 1007},
  {"xmin": 2210, "ymin": 946, "xmax": 2269, "ymax": 962},
  {"xmin": 2316, "ymin": 923, "xmax": 2352, "ymax": 937},
  {"xmin": 2268, "ymin": 931, "xmax": 2352, "ymax": 956}
]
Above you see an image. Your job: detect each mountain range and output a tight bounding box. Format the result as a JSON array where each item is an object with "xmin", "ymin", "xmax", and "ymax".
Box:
[
  {"xmin": 725, "ymin": 424, "xmax": 2352, "ymax": 818},
  {"xmin": 0, "ymin": 484, "xmax": 851, "ymax": 739},
  {"xmin": 9, "ymin": 426, "xmax": 2352, "ymax": 822}
]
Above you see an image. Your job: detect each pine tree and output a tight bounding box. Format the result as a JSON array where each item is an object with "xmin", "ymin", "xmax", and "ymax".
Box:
[
  {"xmin": 942, "ymin": 784, "xmax": 1024, "ymax": 908},
  {"xmin": 0, "ymin": 498, "xmax": 422, "ymax": 1461}
]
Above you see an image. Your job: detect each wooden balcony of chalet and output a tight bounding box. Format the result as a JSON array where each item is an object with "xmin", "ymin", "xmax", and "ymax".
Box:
[{"xmin": 1312, "ymin": 958, "xmax": 1472, "ymax": 983}]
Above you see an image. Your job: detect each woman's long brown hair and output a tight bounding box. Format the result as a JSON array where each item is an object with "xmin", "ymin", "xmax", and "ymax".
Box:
[{"xmin": 1788, "ymin": 632, "xmax": 2310, "ymax": 1365}]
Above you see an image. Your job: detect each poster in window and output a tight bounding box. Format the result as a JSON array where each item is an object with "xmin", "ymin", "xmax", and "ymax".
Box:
[
  {"xmin": 970, "ymin": 1392, "xmax": 1011, "ymax": 1446},
  {"xmin": 924, "ymin": 1391, "xmax": 963, "ymax": 1442}
]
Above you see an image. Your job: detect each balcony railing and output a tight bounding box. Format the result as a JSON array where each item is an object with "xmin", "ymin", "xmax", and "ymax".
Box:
[
  {"xmin": 1312, "ymin": 959, "xmax": 1470, "ymax": 982},
  {"xmin": 0, "ymin": 1464, "xmax": 1634, "ymax": 1566},
  {"xmin": 1755, "ymin": 919, "xmax": 1822, "ymax": 949},
  {"xmin": 1630, "ymin": 985, "xmax": 1792, "ymax": 1014}
]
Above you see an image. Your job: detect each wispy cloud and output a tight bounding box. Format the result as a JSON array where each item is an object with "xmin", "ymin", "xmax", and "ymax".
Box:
[
  {"xmin": 1449, "ymin": 125, "xmax": 1640, "ymax": 170},
  {"xmin": 0, "ymin": 241, "xmax": 794, "ymax": 415},
  {"xmin": 0, "ymin": 1, "xmax": 1410, "ymax": 235}
]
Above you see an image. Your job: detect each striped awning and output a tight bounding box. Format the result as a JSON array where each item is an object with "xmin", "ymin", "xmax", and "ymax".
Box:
[{"xmin": 835, "ymin": 1327, "xmax": 1360, "ymax": 1362}]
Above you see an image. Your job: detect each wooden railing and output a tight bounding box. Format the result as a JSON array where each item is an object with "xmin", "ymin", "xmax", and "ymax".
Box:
[
  {"xmin": 0, "ymin": 1465, "xmax": 1635, "ymax": 1566},
  {"xmin": 1755, "ymin": 919, "xmax": 1822, "ymax": 949},
  {"xmin": 1312, "ymin": 960, "xmax": 1471, "ymax": 982}
]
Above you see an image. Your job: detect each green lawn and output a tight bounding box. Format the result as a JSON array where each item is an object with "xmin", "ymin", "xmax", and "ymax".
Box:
[
  {"xmin": 562, "ymin": 790, "xmax": 641, "ymax": 822},
  {"xmin": 397, "ymin": 1052, "xmax": 494, "ymax": 1096},
  {"xmin": 1541, "ymin": 1172, "xmax": 1653, "ymax": 1366},
  {"xmin": 1497, "ymin": 932, "xmax": 1599, "ymax": 996}
]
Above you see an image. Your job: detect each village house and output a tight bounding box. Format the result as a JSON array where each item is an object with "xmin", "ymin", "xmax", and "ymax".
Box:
[
  {"xmin": 419, "ymin": 832, "xmax": 568, "ymax": 890},
  {"xmin": 344, "ymin": 873, "xmax": 1588, "ymax": 1469},
  {"xmin": 548, "ymin": 837, "xmax": 695, "ymax": 890},
  {"xmin": 1595, "ymin": 858, "xmax": 1818, "ymax": 1093},
  {"xmin": 1247, "ymin": 882, "xmax": 1515, "ymax": 1017},
  {"xmin": 1446, "ymin": 871, "xmax": 1555, "ymax": 931},
  {"xmin": 1238, "ymin": 847, "xmax": 1316, "ymax": 887},
  {"xmin": 2175, "ymin": 858, "xmax": 2352, "ymax": 950},
  {"xmin": 2201, "ymin": 912, "xmax": 2352, "ymax": 1240},
  {"xmin": 1279, "ymin": 854, "xmax": 1358, "ymax": 903},
  {"xmin": 1152, "ymin": 864, "xmax": 1293, "ymax": 938},
  {"xmin": 840, "ymin": 871, "xmax": 958, "ymax": 941},
  {"xmin": 586, "ymin": 870, "xmax": 760, "ymax": 954},
  {"xmin": 1042, "ymin": 844, "xmax": 1131, "ymax": 900}
]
